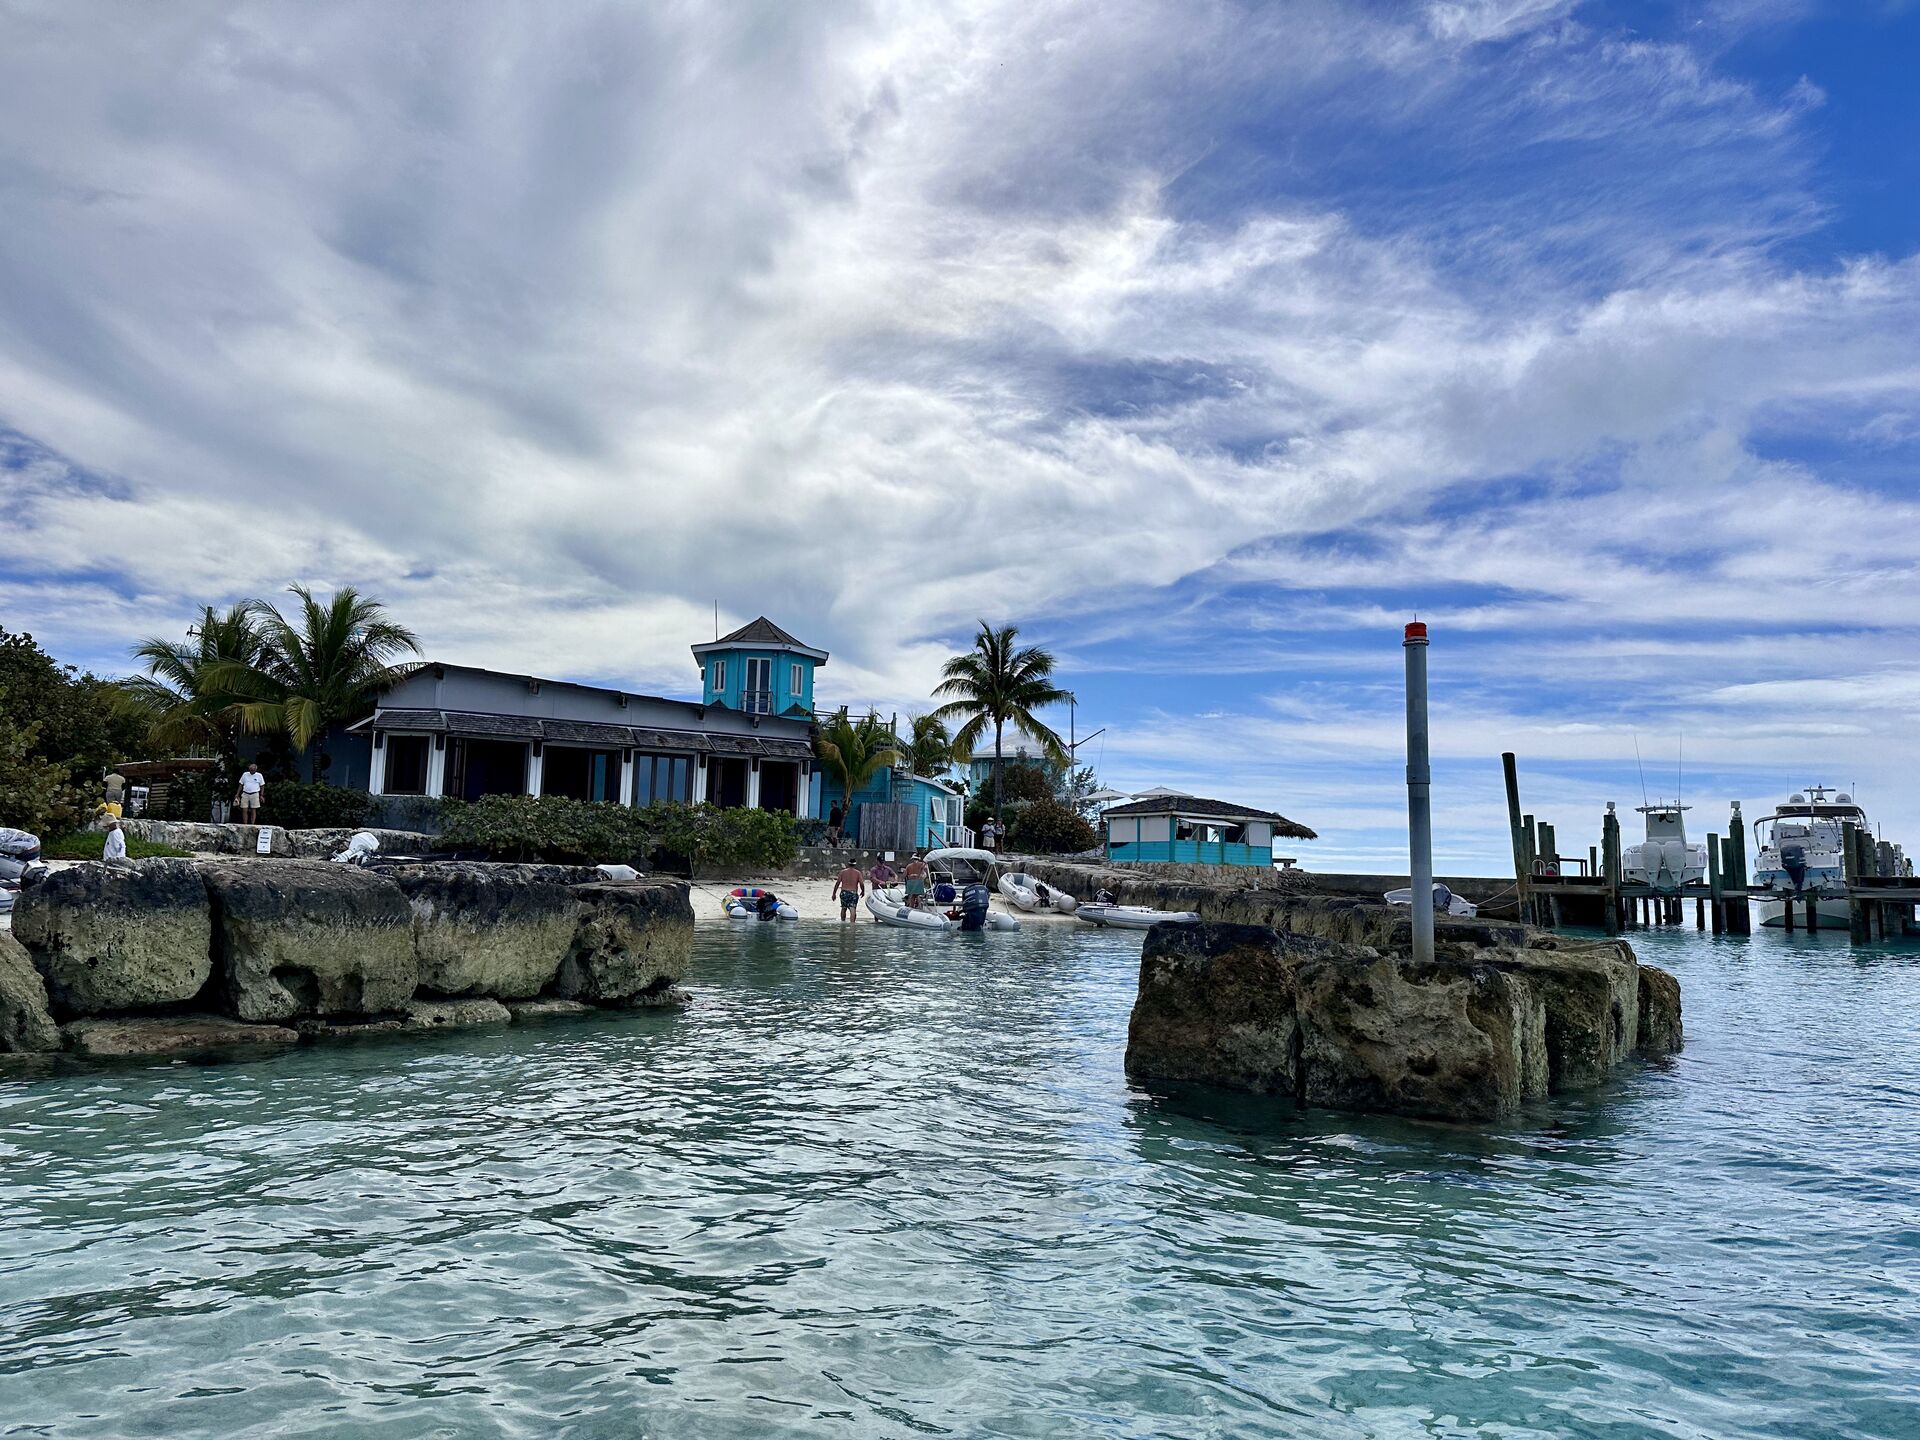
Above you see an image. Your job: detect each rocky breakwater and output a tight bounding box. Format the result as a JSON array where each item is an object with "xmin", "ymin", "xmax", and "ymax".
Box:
[
  {"xmin": 1126, "ymin": 917, "xmax": 1680, "ymax": 1124},
  {"xmin": 1, "ymin": 860, "xmax": 695, "ymax": 1063}
]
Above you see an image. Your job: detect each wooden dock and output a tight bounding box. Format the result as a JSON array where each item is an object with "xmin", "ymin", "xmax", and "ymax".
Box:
[{"xmin": 1500, "ymin": 753, "xmax": 1916, "ymax": 942}]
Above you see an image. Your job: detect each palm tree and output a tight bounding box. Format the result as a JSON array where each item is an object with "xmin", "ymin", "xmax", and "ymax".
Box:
[
  {"xmin": 814, "ymin": 709, "xmax": 900, "ymax": 823},
  {"xmin": 931, "ymin": 622, "xmax": 1069, "ymax": 829},
  {"xmin": 214, "ymin": 585, "xmax": 422, "ymax": 779},
  {"xmin": 120, "ymin": 605, "xmax": 269, "ymax": 764},
  {"xmin": 904, "ymin": 713, "xmax": 955, "ymax": 778}
]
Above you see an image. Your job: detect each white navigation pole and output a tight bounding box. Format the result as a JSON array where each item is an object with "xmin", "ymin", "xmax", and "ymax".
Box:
[{"xmin": 1404, "ymin": 620, "xmax": 1435, "ymax": 965}]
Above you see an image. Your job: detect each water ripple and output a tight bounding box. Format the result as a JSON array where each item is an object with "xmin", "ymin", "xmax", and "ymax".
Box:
[{"xmin": 2, "ymin": 923, "xmax": 1917, "ymax": 1437}]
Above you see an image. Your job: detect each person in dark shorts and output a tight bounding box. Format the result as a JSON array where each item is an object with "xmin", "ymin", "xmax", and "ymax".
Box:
[{"xmin": 832, "ymin": 860, "xmax": 865, "ymax": 923}]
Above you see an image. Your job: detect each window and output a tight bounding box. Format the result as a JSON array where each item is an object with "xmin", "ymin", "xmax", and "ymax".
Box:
[
  {"xmin": 632, "ymin": 752, "xmax": 694, "ymax": 805},
  {"xmin": 541, "ymin": 747, "xmax": 623, "ymax": 803},
  {"xmin": 744, "ymin": 657, "xmax": 772, "ymax": 715},
  {"xmin": 790, "ymin": 662, "xmax": 805, "ymax": 700},
  {"xmin": 384, "ymin": 734, "xmax": 430, "ymax": 795},
  {"xmin": 711, "ymin": 659, "xmax": 726, "ymax": 692}
]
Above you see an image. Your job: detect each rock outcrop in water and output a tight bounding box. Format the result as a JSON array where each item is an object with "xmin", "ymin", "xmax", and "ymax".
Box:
[
  {"xmin": 1067, "ymin": 844, "xmax": 1697, "ymax": 1128},
  {"xmin": 3, "ymin": 860, "xmax": 696, "ymax": 1062},
  {"xmin": 204, "ymin": 860, "xmax": 419, "ymax": 1022},
  {"xmin": 10, "ymin": 860, "xmax": 214, "ymax": 1017},
  {"xmin": 1120, "ymin": 909, "xmax": 1681, "ymax": 1124},
  {"xmin": 0, "ymin": 932, "xmax": 61, "ymax": 1054}
]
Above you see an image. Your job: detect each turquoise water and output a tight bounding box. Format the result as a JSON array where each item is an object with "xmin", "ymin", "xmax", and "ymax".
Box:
[{"xmin": 2, "ymin": 920, "xmax": 1917, "ymax": 1439}]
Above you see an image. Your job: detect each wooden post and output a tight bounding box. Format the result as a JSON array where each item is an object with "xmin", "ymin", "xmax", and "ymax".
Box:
[
  {"xmin": 1589, "ymin": 844, "xmax": 1598, "ymax": 878},
  {"xmin": 1726, "ymin": 803, "xmax": 1751, "ymax": 935},
  {"xmin": 1844, "ymin": 823, "xmax": 1867, "ymax": 944},
  {"xmin": 1502, "ymin": 754, "xmax": 1530, "ymax": 927},
  {"xmin": 1706, "ymin": 834, "xmax": 1723, "ymax": 934},
  {"xmin": 1602, "ymin": 804, "xmax": 1622, "ymax": 935}
]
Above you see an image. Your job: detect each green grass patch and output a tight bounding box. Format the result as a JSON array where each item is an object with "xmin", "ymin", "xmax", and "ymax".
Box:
[{"xmin": 38, "ymin": 831, "xmax": 192, "ymax": 861}]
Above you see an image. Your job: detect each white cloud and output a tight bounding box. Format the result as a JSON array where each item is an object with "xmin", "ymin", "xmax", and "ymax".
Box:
[{"xmin": 1, "ymin": 0, "xmax": 1916, "ymax": 868}]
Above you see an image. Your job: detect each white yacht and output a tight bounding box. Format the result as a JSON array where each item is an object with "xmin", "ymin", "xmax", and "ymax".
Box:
[
  {"xmin": 1750, "ymin": 787, "xmax": 1870, "ymax": 928},
  {"xmin": 1621, "ymin": 803, "xmax": 1707, "ymax": 894}
]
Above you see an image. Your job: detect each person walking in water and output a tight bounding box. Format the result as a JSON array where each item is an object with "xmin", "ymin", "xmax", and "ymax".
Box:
[
  {"xmin": 234, "ymin": 763, "xmax": 266, "ymax": 825},
  {"xmin": 832, "ymin": 857, "xmax": 866, "ymax": 923}
]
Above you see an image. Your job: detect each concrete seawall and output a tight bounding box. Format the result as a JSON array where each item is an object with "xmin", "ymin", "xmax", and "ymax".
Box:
[{"xmin": 2, "ymin": 859, "xmax": 694, "ymax": 1064}]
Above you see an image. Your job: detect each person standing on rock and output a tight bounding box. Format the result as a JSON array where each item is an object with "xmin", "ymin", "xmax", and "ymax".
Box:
[
  {"xmin": 832, "ymin": 857, "xmax": 865, "ymax": 923},
  {"xmin": 234, "ymin": 763, "xmax": 266, "ymax": 825}
]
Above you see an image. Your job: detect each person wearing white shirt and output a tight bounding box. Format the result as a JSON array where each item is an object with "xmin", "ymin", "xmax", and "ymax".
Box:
[
  {"xmin": 234, "ymin": 763, "xmax": 266, "ymax": 823},
  {"xmin": 102, "ymin": 819, "xmax": 127, "ymax": 862}
]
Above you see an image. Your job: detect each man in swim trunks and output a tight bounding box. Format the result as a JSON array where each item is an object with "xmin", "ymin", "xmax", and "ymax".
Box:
[
  {"xmin": 902, "ymin": 852, "xmax": 931, "ymax": 907},
  {"xmin": 832, "ymin": 859, "xmax": 865, "ymax": 923}
]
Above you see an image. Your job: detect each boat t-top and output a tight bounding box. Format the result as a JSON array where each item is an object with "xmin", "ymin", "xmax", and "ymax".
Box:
[
  {"xmin": 1621, "ymin": 802, "xmax": 1707, "ymax": 895},
  {"xmin": 1751, "ymin": 786, "xmax": 1878, "ymax": 928}
]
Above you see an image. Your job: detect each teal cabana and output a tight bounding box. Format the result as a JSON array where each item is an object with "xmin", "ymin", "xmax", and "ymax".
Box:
[{"xmin": 1103, "ymin": 794, "xmax": 1315, "ymax": 868}]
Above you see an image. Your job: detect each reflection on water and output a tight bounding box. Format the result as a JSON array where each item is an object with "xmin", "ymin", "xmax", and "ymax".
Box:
[{"xmin": 1, "ymin": 921, "xmax": 1916, "ymax": 1438}]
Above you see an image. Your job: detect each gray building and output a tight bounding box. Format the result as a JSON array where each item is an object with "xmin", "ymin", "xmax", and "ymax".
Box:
[{"xmin": 349, "ymin": 620, "xmax": 824, "ymax": 814}]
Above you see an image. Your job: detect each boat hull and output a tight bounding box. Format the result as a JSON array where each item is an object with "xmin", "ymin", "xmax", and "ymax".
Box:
[
  {"xmin": 1756, "ymin": 896, "xmax": 1853, "ymax": 929},
  {"xmin": 1075, "ymin": 904, "xmax": 1199, "ymax": 930}
]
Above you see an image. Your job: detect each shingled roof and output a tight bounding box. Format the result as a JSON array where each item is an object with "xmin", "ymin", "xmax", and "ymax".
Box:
[
  {"xmin": 1103, "ymin": 793, "xmax": 1317, "ymax": 839},
  {"xmin": 690, "ymin": 616, "xmax": 829, "ymax": 662}
]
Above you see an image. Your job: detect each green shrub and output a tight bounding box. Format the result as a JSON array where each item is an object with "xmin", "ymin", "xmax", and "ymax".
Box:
[
  {"xmin": 1007, "ymin": 797, "xmax": 1098, "ymax": 854},
  {"xmin": 795, "ymin": 816, "xmax": 829, "ymax": 847},
  {"xmin": 264, "ymin": 781, "xmax": 375, "ymax": 830},
  {"xmin": 40, "ymin": 830, "xmax": 191, "ymax": 860},
  {"xmin": 0, "ymin": 713, "xmax": 85, "ymax": 836},
  {"xmin": 436, "ymin": 794, "xmax": 800, "ymax": 872}
]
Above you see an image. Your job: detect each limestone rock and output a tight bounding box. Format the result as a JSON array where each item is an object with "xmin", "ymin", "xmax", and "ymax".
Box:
[
  {"xmin": 506, "ymin": 998, "xmax": 596, "ymax": 1021},
  {"xmin": 1126, "ymin": 922, "xmax": 1551, "ymax": 1123},
  {"xmin": 292, "ymin": 1017, "xmax": 406, "ymax": 1040},
  {"xmin": 1637, "ymin": 964, "xmax": 1683, "ymax": 1056},
  {"xmin": 203, "ymin": 860, "xmax": 416, "ymax": 1021},
  {"xmin": 1487, "ymin": 941, "xmax": 1640, "ymax": 1091},
  {"xmin": 402, "ymin": 997, "xmax": 511, "ymax": 1030},
  {"xmin": 1123, "ymin": 923, "xmax": 1316, "ymax": 1094},
  {"xmin": 62, "ymin": 1014, "xmax": 300, "ymax": 1058},
  {"xmin": 284, "ymin": 827, "xmax": 437, "ymax": 860},
  {"xmin": 553, "ymin": 881, "xmax": 695, "ymax": 1004},
  {"xmin": 11, "ymin": 860, "xmax": 215, "ymax": 1017},
  {"xmin": 387, "ymin": 863, "xmax": 585, "ymax": 999},
  {"xmin": 0, "ymin": 931, "xmax": 61, "ymax": 1053},
  {"xmin": 1292, "ymin": 950, "xmax": 1547, "ymax": 1122}
]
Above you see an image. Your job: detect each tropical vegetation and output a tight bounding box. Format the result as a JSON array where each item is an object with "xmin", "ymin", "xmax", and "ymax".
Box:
[
  {"xmin": 438, "ymin": 794, "xmax": 799, "ymax": 872},
  {"xmin": 931, "ymin": 622, "xmax": 1069, "ymax": 826},
  {"xmin": 0, "ymin": 627, "xmax": 150, "ymax": 834},
  {"xmin": 813, "ymin": 708, "xmax": 900, "ymax": 800},
  {"xmin": 904, "ymin": 712, "xmax": 955, "ymax": 777}
]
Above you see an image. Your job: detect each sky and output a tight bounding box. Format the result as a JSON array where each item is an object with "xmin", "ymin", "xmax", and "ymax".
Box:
[{"xmin": 2, "ymin": 0, "xmax": 1918, "ymax": 872}]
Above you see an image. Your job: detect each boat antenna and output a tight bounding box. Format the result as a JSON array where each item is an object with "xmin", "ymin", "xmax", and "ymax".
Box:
[{"xmin": 1633, "ymin": 733, "xmax": 1649, "ymax": 810}]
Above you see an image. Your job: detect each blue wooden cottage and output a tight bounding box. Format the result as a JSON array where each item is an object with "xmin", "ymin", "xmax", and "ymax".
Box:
[
  {"xmin": 814, "ymin": 766, "xmax": 969, "ymax": 853},
  {"xmin": 690, "ymin": 616, "xmax": 826, "ymax": 718},
  {"xmin": 1103, "ymin": 793, "xmax": 1315, "ymax": 868}
]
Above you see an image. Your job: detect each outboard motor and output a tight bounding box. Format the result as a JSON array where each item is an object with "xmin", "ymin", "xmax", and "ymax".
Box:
[
  {"xmin": 1430, "ymin": 882, "xmax": 1454, "ymax": 914},
  {"xmin": 755, "ymin": 891, "xmax": 782, "ymax": 922},
  {"xmin": 1781, "ymin": 842, "xmax": 1808, "ymax": 895},
  {"xmin": 958, "ymin": 881, "xmax": 991, "ymax": 932}
]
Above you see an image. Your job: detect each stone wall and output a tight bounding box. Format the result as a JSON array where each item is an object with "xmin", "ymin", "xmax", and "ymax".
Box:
[
  {"xmin": 2, "ymin": 860, "xmax": 694, "ymax": 1062},
  {"xmin": 116, "ymin": 819, "xmax": 438, "ymax": 859}
]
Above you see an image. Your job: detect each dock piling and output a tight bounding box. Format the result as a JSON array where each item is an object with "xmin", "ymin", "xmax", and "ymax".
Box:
[{"xmin": 1403, "ymin": 622, "xmax": 1434, "ymax": 966}]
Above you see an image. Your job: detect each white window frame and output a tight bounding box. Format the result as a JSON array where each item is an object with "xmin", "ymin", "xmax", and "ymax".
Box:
[
  {"xmin": 790, "ymin": 661, "xmax": 805, "ymax": 698},
  {"xmin": 744, "ymin": 657, "xmax": 772, "ymax": 714},
  {"xmin": 711, "ymin": 659, "xmax": 726, "ymax": 691}
]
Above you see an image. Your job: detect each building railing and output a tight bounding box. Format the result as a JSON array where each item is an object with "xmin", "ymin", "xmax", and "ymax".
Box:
[{"xmin": 743, "ymin": 689, "xmax": 773, "ymax": 715}]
